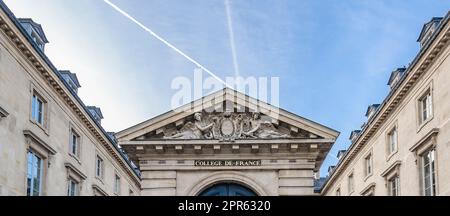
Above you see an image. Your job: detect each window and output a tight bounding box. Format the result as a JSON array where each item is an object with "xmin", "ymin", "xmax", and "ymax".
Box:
[
  {"xmin": 418, "ymin": 89, "xmax": 433, "ymax": 125},
  {"xmin": 69, "ymin": 129, "xmax": 80, "ymax": 158},
  {"xmin": 114, "ymin": 175, "xmax": 121, "ymax": 195},
  {"xmin": 67, "ymin": 178, "xmax": 79, "ymax": 196},
  {"xmin": 31, "ymin": 93, "xmax": 45, "ymax": 126},
  {"xmin": 129, "ymin": 189, "xmax": 134, "ymax": 196},
  {"xmin": 365, "ymin": 154, "xmax": 373, "ymax": 177},
  {"xmin": 95, "ymin": 155, "xmax": 104, "ymax": 179},
  {"xmin": 388, "ymin": 176, "xmax": 400, "ymax": 196},
  {"xmin": 348, "ymin": 173, "xmax": 354, "ymax": 194},
  {"xmin": 422, "ymin": 149, "xmax": 437, "ymax": 196},
  {"xmin": 387, "ymin": 127, "xmax": 398, "ymax": 155},
  {"xmin": 27, "ymin": 151, "xmax": 43, "ymax": 196},
  {"xmin": 336, "ymin": 188, "xmax": 341, "ymax": 196}
]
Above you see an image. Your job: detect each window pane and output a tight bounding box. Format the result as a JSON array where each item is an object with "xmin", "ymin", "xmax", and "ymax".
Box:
[
  {"xmin": 37, "ymin": 99, "xmax": 43, "ymax": 124},
  {"xmin": 31, "ymin": 96, "xmax": 37, "ymax": 120},
  {"xmin": 27, "ymin": 152, "xmax": 42, "ymax": 196}
]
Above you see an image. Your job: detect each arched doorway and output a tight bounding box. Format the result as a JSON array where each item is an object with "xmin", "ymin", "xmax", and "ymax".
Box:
[{"xmin": 199, "ymin": 183, "xmax": 257, "ymax": 196}]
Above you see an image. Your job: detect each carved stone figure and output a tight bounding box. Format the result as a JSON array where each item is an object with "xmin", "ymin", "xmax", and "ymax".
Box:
[
  {"xmin": 163, "ymin": 112, "xmax": 290, "ymax": 140},
  {"xmin": 243, "ymin": 113, "xmax": 290, "ymax": 139},
  {"xmin": 164, "ymin": 113, "xmax": 214, "ymax": 139}
]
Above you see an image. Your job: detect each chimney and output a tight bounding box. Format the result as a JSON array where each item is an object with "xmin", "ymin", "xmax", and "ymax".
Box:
[
  {"xmin": 87, "ymin": 106, "xmax": 103, "ymax": 125},
  {"xmin": 59, "ymin": 70, "xmax": 81, "ymax": 94},
  {"xmin": 18, "ymin": 18, "xmax": 49, "ymax": 52},
  {"xmin": 417, "ymin": 17, "xmax": 443, "ymax": 48},
  {"xmin": 387, "ymin": 67, "xmax": 406, "ymax": 90}
]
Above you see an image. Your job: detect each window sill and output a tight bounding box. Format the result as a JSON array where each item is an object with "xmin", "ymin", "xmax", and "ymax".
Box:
[
  {"xmin": 95, "ymin": 176, "xmax": 104, "ymax": 185},
  {"xmin": 364, "ymin": 173, "xmax": 373, "ymax": 182},
  {"xmin": 417, "ymin": 116, "xmax": 433, "ymax": 133},
  {"xmin": 386, "ymin": 150, "xmax": 398, "ymax": 162},
  {"xmin": 68, "ymin": 153, "xmax": 82, "ymax": 165},
  {"xmin": 30, "ymin": 119, "xmax": 49, "ymax": 136}
]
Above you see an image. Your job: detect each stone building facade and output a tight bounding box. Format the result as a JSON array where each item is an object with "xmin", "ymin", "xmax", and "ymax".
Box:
[
  {"xmin": 116, "ymin": 88, "xmax": 339, "ymax": 196},
  {"xmin": 321, "ymin": 13, "xmax": 450, "ymax": 196},
  {"xmin": 1, "ymin": 0, "xmax": 450, "ymax": 196},
  {"xmin": 0, "ymin": 1, "xmax": 140, "ymax": 196}
]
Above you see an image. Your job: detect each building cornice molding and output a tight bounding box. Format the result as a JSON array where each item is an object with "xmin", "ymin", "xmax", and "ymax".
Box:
[
  {"xmin": 23, "ymin": 130, "xmax": 57, "ymax": 155},
  {"xmin": 64, "ymin": 162, "xmax": 87, "ymax": 180},
  {"xmin": 321, "ymin": 11, "xmax": 450, "ymax": 194},
  {"xmin": 409, "ymin": 128, "xmax": 439, "ymax": 153},
  {"xmin": 380, "ymin": 160, "xmax": 401, "ymax": 178},
  {"xmin": 359, "ymin": 182, "xmax": 376, "ymax": 196},
  {"xmin": 0, "ymin": 5, "xmax": 140, "ymax": 186}
]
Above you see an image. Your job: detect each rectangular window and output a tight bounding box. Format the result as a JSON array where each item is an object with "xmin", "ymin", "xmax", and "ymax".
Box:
[
  {"xmin": 95, "ymin": 155, "xmax": 104, "ymax": 179},
  {"xmin": 114, "ymin": 175, "xmax": 121, "ymax": 195},
  {"xmin": 67, "ymin": 179, "xmax": 79, "ymax": 196},
  {"xmin": 365, "ymin": 154, "xmax": 373, "ymax": 177},
  {"xmin": 31, "ymin": 93, "xmax": 45, "ymax": 126},
  {"xmin": 336, "ymin": 188, "xmax": 341, "ymax": 196},
  {"xmin": 388, "ymin": 176, "xmax": 400, "ymax": 196},
  {"xmin": 419, "ymin": 90, "xmax": 433, "ymax": 125},
  {"xmin": 70, "ymin": 130, "xmax": 80, "ymax": 158},
  {"xmin": 348, "ymin": 173, "xmax": 354, "ymax": 194},
  {"xmin": 129, "ymin": 189, "xmax": 134, "ymax": 196},
  {"xmin": 27, "ymin": 151, "xmax": 43, "ymax": 196},
  {"xmin": 388, "ymin": 127, "xmax": 398, "ymax": 155},
  {"xmin": 422, "ymin": 149, "xmax": 437, "ymax": 196}
]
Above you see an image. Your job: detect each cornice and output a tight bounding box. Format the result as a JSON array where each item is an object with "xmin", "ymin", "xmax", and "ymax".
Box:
[
  {"xmin": 321, "ymin": 12, "xmax": 450, "ymax": 194},
  {"xmin": 0, "ymin": 5, "xmax": 140, "ymax": 187}
]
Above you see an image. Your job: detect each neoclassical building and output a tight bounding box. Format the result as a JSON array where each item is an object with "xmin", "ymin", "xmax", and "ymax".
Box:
[
  {"xmin": 321, "ymin": 13, "xmax": 450, "ymax": 196},
  {"xmin": 0, "ymin": 0, "xmax": 449, "ymax": 196},
  {"xmin": 0, "ymin": 1, "xmax": 140, "ymax": 196},
  {"xmin": 116, "ymin": 88, "xmax": 339, "ymax": 196}
]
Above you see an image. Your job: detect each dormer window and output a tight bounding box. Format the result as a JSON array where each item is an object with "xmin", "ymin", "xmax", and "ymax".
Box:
[
  {"xmin": 349, "ymin": 130, "xmax": 361, "ymax": 142},
  {"xmin": 365, "ymin": 104, "xmax": 381, "ymax": 119},
  {"xmin": 387, "ymin": 68, "xmax": 406, "ymax": 90},
  {"xmin": 417, "ymin": 17, "xmax": 443, "ymax": 48},
  {"xmin": 337, "ymin": 150, "xmax": 347, "ymax": 161},
  {"xmin": 87, "ymin": 106, "xmax": 104, "ymax": 125},
  {"xmin": 18, "ymin": 18, "xmax": 49, "ymax": 52},
  {"xmin": 59, "ymin": 71, "xmax": 81, "ymax": 94}
]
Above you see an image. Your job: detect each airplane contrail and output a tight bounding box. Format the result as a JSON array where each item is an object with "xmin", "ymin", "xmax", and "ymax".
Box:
[
  {"xmin": 102, "ymin": 0, "xmax": 233, "ymax": 89},
  {"xmin": 225, "ymin": 0, "xmax": 240, "ymax": 78}
]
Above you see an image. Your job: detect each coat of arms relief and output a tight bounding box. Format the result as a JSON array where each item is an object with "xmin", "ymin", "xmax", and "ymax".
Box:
[{"xmin": 163, "ymin": 112, "xmax": 291, "ymax": 141}]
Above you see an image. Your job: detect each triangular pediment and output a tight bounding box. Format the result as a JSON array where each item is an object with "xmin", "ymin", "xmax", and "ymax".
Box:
[{"xmin": 116, "ymin": 88, "xmax": 339, "ymax": 142}]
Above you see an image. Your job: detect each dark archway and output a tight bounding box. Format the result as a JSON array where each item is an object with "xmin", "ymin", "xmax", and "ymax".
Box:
[{"xmin": 199, "ymin": 183, "xmax": 257, "ymax": 196}]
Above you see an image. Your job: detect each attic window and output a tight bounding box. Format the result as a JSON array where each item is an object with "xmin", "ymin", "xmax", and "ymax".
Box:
[{"xmin": 31, "ymin": 31, "xmax": 44, "ymax": 50}]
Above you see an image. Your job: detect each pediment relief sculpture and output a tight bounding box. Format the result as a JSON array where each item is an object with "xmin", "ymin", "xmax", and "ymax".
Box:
[{"xmin": 163, "ymin": 112, "xmax": 295, "ymax": 141}]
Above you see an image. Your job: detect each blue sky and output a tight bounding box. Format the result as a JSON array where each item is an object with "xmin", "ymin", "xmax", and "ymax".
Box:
[{"xmin": 4, "ymin": 0, "xmax": 449, "ymax": 177}]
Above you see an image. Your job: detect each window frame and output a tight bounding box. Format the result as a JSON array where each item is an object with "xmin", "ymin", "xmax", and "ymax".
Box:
[
  {"xmin": 31, "ymin": 92, "xmax": 46, "ymax": 127},
  {"xmin": 388, "ymin": 175, "xmax": 400, "ymax": 196},
  {"xmin": 67, "ymin": 178, "xmax": 80, "ymax": 196},
  {"xmin": 364, "ymin": 151, "xmax": 373, "ymax": 179},
  {"xmin": 114, "ymin": 174, "xmax": 121, "ymax": 195},
  {"xmin": 68, "ymin": 125, "xmax": 82, "ymax": 161},
  {"xmin": 29, "ymin": 83, "xmax": 50, "ymax": 134},
  {"xmin": 26, "ymin": 150, "xmax": 43, "ymax": 196},
  {"xmin": 386, "ymin": 125, "xmax": 398, "ymax": 159},
  {"xmin": 421, "ymin": 148, "xmax": 437, "ymax": 196},
  {"xmin": 348, "ymin": 172, "xmax": 354, "ymax": 195},
  {"xmin": 95, "ymin": 154, "xmax": 104, "ymax": 180},
  {"xmin": 416, "ymin": 83, "xmax": 434, "ymax": 131}
]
